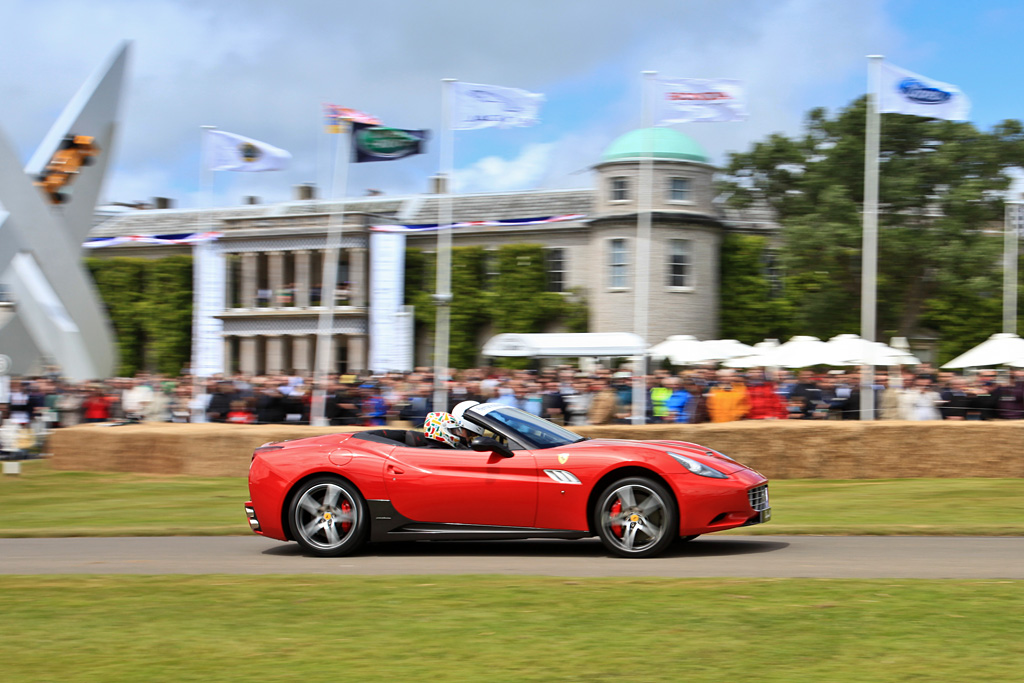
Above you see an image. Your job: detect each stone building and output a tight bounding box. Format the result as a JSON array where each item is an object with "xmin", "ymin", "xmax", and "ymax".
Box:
[{"xmin": 88, "ymin": 128, "xmax": 775, "ymax": 375}]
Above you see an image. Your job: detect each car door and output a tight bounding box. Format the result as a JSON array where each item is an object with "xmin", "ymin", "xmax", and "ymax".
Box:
[{"xmin": 383, "ymin": 445, "xmax": 539, "ymax": 528}]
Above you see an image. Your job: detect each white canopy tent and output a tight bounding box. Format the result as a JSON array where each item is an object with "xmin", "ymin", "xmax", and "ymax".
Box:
[
  {"xmin": 824, "ymin": 334, "xmax": 920, "ymax": 366},
  {"xmin": 648, "ymin": 335, "xmax": 754, "ymax": 365},
  {"xmin": 941, "ymin": 333, "xmax": 1024, "ymax": 369},
  {"xmin": 721, "ymin": 339, "xmax": 780, "ymax": 368},
  {"xmin": 481, "ymin": 332, "xmax": 647, "ymax": 358},
  {"xmin": 760, "ymin": 335, "xmax": 835, "ymax": 368}
]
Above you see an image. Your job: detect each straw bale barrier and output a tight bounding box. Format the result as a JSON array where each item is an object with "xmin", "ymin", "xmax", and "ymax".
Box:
[{"xmin": 49, "ymin": 420, "xmax": 1024, "ymax": 479}]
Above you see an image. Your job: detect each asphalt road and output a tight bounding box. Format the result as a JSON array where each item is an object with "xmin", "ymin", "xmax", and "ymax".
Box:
[{"xmin": 1, "ymin": 535, "xmax": 1022, "ymax": 578}]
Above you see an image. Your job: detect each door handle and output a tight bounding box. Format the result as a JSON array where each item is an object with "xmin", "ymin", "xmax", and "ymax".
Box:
[{"xmin": 387, "ymin": 464, "xmax": 404, "ymax": 475}]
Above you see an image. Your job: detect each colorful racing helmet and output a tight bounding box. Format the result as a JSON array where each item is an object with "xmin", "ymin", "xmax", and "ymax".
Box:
[
  {"xmin": 423, "ymin": 411, "xmax": 462, "ymax": 448},
  {"xmin": 451, "ymin": 400, "xmax": 483, "ymax": 436}
]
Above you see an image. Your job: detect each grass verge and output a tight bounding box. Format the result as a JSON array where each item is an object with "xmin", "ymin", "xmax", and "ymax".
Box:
[
  {"xmin": 2, "ymin": 575, "xmax": 1022, "ymax": 682},
  {"xmin": 1, "ymin": 460, "xmax": 1023, "ymax": 537}
]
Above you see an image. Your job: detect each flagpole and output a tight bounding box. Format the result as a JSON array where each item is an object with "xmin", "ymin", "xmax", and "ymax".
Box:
[
  {"xmin": 311, "ymin": 123, "xmax": 352, "ymax": 426},
  {"xmin": 191, "ymin": 125, "xmax": 216, "ymax": 422},
  {"xmin": 1004, "ymin": 197, "xmax": 1020, "ymax": 335},
  {"xmin": 632, "ymin": 71, "xmax": 656, "ymax": 425},
  {"xmin": 860, "ymin": 55, "xmax": 883, "ymax": 421},
  {"xmin": 433, "ymin": 78, "xmax": 456, "ymax": 413}
]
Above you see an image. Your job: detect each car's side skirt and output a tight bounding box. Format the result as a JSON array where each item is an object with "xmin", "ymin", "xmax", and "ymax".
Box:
[{"xmin": 367, "ymin": 500, "xmax": 590, "ymax": 543}]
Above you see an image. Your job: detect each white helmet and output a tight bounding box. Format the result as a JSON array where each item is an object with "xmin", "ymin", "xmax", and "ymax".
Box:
[{"xmin": 452, "ymin": 400, "xmax": 484, "ymax": 436}]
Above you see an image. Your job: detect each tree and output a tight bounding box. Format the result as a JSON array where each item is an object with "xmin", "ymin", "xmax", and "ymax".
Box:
[
  {"xmin": 404, "ymin": 244, "xmax": 588, "ymax": 368},
  {"xmin": 720, "ymin": 98, "xmax": 1024, "ymax": 359}
]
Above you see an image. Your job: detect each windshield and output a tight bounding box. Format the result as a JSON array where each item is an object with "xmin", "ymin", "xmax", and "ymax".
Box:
[{"xmin": 475, "ymin": 404, "xmax": 586, "ymax": 449}]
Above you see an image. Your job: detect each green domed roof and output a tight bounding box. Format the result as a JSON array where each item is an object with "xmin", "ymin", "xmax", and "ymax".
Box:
[{"xmin": 601, "ymin": 128, "xmax": 709, "ymax": 163}]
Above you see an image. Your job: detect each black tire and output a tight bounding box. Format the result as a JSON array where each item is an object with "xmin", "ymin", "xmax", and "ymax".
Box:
[
  {"xmin": 593, "ymin": 476, "xmax": 679, "ymax": 558},
  {"xmin": 287, "ymin": 476, "xmax": 368, "ymax": 557}
]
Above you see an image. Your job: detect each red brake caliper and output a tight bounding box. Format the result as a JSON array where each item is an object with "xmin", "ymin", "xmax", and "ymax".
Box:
[
  {"xmin": 610, "ymin": 499, "xmax": 623, "ymax": 538},
  {"xmin": 340, "ymin": 501, "xmax": 352, "ymax": 533}
]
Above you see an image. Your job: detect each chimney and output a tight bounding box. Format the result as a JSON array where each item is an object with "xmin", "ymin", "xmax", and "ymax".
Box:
[
  {"xmin": 153, "ymin": 197, "xmax": 173, "ymax": 209},
  {"xmin": 294, "ymin": 184, "xmax": 317, "ymax": 200},
  {"xmin": 429, "ymin": 174, "xmax": 448, "ymax": 194},
  {"xmin": 244, "ymin": 195, "xmax": 261, "ymax": 205}
]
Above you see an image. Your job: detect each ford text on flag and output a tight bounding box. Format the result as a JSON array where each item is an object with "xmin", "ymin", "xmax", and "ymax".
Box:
[
  {"xmin": 451, "ymin": 82, "xmax": 543, "ymax": 130},
  {"xmin": 351, "ymin": 122, "xmax": 428, "ymax": 163},
  {"xmin": 205, "ymin": 130, "xmax": 291, "ymax": 171},
  {"xmin": 878, "ymin": 63, "xmax": 970, "ymax": 121},
  {"xmin": 655, "ymin": 78, "xmax": 747, "ymax": 123}
]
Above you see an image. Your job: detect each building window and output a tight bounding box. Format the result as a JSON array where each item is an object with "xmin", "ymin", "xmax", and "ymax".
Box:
[
  {"xmin": 484, "ymin": 249, "xmax": 499, "ymax": 290},
  {"xmin": 610, "ymin": 177, "xmax": 630, "ymax": 202},
  {"xmin": 608, "ymin": 238, "xmax": 628, "ymax": 289},
  {"xmin": 667, "ymin": 239, "xmax": 691, "ymax": 288},
  {"xmin": 545, "ymin": 248, "xmax": 567, "ymax": 293},
  {"xmin": 668, "ymin": 177, "xmax": 691, "ymax": 202}
]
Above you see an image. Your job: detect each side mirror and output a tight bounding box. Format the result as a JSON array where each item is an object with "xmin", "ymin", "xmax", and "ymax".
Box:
[{"xmin": 470, "ymin": 436, "xmax": 514, "ymax": 458}]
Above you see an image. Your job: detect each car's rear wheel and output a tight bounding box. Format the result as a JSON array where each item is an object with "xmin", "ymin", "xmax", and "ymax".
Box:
[
  {"xmin": 288, "ymin": 476, "xmax": 368, "ymax": 557},
  {"xmin": 594, "ymin": 477, "xmax": 678, "ymax": 558}
]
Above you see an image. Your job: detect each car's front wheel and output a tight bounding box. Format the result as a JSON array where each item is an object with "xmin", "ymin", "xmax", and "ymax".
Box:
[
  {"xmin": 287, "ymin": 476, "xmax": 368, "ymax": 557},
  {"xmin": 594, "ymin": 477, "xmax": 678, "ymax": 558}
]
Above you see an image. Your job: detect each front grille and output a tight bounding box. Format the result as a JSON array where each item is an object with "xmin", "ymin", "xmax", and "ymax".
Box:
[{"xmin": 748, "ymin": 485, "xmax": 769, "ymax": 512}]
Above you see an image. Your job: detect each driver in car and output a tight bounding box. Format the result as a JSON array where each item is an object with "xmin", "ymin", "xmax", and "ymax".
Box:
[
  {"xmin": 452, "ymin": 400, "xmax": 485, "ymax": 444},
  {"xmin": 422, "ymin": 411, "xmax": 468, "ymax": 449}
]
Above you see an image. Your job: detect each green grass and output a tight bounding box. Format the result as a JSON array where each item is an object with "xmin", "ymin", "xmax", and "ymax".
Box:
[
  {"xmin": 1, "ymin": 460, "xmax": 1023, "ymax": 537},
  {"xmin": 1, "ymin": 576, "xmax": 1021, "ymax": 682}
]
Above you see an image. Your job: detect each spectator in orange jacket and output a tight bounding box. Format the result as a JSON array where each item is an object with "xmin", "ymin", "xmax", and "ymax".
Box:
[{"xmin": 707, "ymin": 370, "xmax": 751, "ymax": 423}]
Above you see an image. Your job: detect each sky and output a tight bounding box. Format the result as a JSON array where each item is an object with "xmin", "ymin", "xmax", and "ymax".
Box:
[{"xmin": 2, "ymin": 0, "xmax": 1024, "ymax": 210}]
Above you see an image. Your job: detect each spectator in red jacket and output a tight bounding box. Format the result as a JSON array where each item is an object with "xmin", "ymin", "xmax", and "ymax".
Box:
[{"xmin": 745, "ymin": 369, "xmax": 787, "ymax": 420}]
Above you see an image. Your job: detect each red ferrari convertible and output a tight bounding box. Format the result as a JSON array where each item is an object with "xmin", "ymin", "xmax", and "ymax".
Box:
[{"xmin": 245, "ymin": 404, "xmax": 770, "ymax": 558}]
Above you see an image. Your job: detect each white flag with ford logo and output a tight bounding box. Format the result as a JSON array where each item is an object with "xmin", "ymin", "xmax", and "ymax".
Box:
[
  {"xmin": 878, "ymin": 63, "xmax": 970, "ymax": 121},
  {"xmin": 654, "ymin": 78, "xmax": 748, "ymax": 123},
  {"xmin": 451, "ymin": 82, "xmax": 544, "ymax": 130},
  {"xmin": 205, "ymin": 129, "xmax": 292, "ymax": 171}
]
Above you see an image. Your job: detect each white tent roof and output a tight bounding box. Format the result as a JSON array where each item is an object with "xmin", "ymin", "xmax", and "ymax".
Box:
[
  {"xmin": 721, "ymin": 339, "xmax": 780, "ymax": 367},
  {"xmin": 942, "ymin": 333, "xmax": 1024, "ymax": 368},
  {"xmin": 648, "ymin": 335, "xmax": 754, "ymax": 365},
  {"xmin": 824, "ymin": 334, "xmax": 920, "ymax": 366},
  {"xmin": 759, "ymin": 335, "xmax": 834, "ymax": 368},
  {"xmin": 481, "ymin": 332, "xmax": 646, "ymax": 358}
]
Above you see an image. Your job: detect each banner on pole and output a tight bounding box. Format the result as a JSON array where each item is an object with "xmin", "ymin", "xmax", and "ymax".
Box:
[
  {"xmin": 352, "ymin": 122, "xmax": 428, "ymax": 163},
  {"xmin": 191, "ymin": 240, "xmax": 226, "ymax": 377},
  {"xmin": 451, "ymin": 81, "xmax": 543, "ymax": 130},
  {"xmin": 654, "ymin": 78, "xmax": 747, "ymax": 123},
  {"xmin": 205, "ymin": 130, "xmax": 291, "ymax": 171},
  {"xmin": 878, "ymin": 63, "xmax": 970, "ymax": 121},
  {"xmin": 368, "ymin": 232, "xmax": 411, "ymax": 373}
]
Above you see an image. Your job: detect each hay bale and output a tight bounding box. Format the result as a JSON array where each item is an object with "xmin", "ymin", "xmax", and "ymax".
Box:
[{"xmin": 48, "ymin": 420, "xmax": 1024, "ymax": 479}]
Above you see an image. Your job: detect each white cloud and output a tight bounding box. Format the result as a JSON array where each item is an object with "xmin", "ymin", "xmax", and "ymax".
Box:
[{"xmin": 454, "ymin": 143, "xmax": 553, "ymax": 193}]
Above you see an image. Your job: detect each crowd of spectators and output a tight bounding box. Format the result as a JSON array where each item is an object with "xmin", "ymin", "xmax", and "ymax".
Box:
[{"xmin": 2, "ymin": 364, "xmax": 1023, "ymax": 457}]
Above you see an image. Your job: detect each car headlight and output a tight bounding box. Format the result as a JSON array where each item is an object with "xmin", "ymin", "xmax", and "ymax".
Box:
[{"xmin": 667, "ymin": 451, "xmax": 728, "ymax": 479}]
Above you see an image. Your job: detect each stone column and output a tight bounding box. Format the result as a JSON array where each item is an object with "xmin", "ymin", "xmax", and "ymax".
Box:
[
  {"xmin": 350, "ymin": 246, "xmax": 367, "ymax": 308},
  {"xmin": 294, "ymin": 250, "xmax": 311, "ymax": 307},
  {"xmin": 267, "ymin": 251, "xmax": 284, "ymax": 307},
  {"xmin": 292, "ymin": 334, "xmax": 312, "ymax": 374},
  {"xmin": 240, "ymin": 253, "xmax": 257, "ymax": 308},
  {"xmin": 239, "ymin": 336, "xmax": 258, "ymax": 375},
  {"xmin": 265, "ymin": 335, "xmax": 284, "ymax": 375},
  {"xmin": 347, "ymin": 334, "xmax": 367, "ymax": 373},
  {"xmin": 223, "ymin": 255, "xmax": 235, "ymax": 309},
  {"xmin": 222, "ymin": 336, "xmax": 234, "ymax": 375}
]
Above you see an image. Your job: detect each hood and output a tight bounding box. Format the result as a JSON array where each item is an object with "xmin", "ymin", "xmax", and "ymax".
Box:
[{"xmin": 566, "ymin": 438, "xmax": 750, "ymax": 474}]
